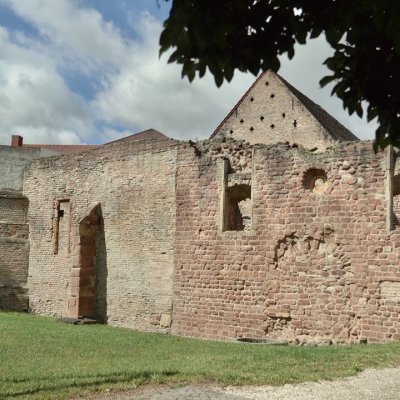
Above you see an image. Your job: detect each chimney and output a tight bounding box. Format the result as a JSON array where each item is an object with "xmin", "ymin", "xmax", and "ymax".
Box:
[{"xmin": 11, "ymin": 135, "xmax": 23, "ymax": 147}]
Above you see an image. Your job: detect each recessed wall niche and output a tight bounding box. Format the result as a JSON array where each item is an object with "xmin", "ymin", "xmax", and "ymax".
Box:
[
  {"xmin": 302, "ymin": 168, "xmax": 328, "ymax": 193},
  {"xmin": 54, "ymin": 199, "xmax": 71, "ymax": 255},
  {"xmin": 393, "ymin": 174, "xmax": 400, "ymax": 228},
  {"xmin": 221, "ymin": 159, "xmax": 252, "ymax": 232}
]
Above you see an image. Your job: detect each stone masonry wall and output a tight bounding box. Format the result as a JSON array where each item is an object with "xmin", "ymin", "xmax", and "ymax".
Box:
[
  {"xmin": 394, "ymin": 153, "xmax": 400, "ymax": 229},
  {"xmin": 173, "ymin": 139, "xmax": 400, "ymax": 344},
  {"xmin": 0, "ymin": 193, "xmax": 29, "ymax": 310},
  {"xmin": 0, "ymin": 145, "xmax": 41, "ymax": 191},
  {"xmin": 214, "ymin": 72, "xmax": 338, "ymax": 151},
  {"xmin": 23, "ymin": 139, "xmax": 178, "ymax": 332}
]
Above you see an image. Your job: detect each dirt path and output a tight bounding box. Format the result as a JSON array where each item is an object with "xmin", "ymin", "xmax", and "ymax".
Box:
[{"xmin": 81, "ymin": 367, "xmax": 400, "ymax": 399}]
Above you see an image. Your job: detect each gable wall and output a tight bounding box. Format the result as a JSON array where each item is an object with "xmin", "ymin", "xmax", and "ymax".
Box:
[
  {"xmin": 213, "ymin": 74, "xmax": 335, "ymax": 150},
  {"xmin": 23, "ymin": 139, "xmax": 178, "ymax": 332},
  {"xmin": 173, "ymin": 139, "xmax": 400, "ymax": 344}
]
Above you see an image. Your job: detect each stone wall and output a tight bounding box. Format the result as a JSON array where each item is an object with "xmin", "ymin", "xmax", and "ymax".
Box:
[
  {"xmin": 0, "ymin": 191, "xmax": 29, "ymax": 310},
  {"xmin": 23, "ymin": 138, "xmax": 178, "ymax": 332},
  {"xmin": 173, "ymin": 139, "xmax": 400, "ymax": 344},
  {"xmin": 393, "ymin": 153, "xmax": 400, "ymax": 228},
  {"xmin": 212, "ymin": 72, "xmax": 348, "ymax": 151},
  {"xmin": 0, "ymin": 145, "xmax": 41, "ymax": 191}
]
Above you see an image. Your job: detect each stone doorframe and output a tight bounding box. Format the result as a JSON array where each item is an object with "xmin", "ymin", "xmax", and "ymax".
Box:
[{"xmin": 66, "ymin": 202, "xmax": 102, "ymax": 318}]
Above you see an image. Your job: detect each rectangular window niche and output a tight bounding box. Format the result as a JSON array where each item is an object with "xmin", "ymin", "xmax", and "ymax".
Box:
[
  {"xmin": 393, "ymin": 173, "xmax": 400, "ymax": 229},
  {"xmin": 54, "ymin": 199, "xmax": 71, "ymax": 255},
  {"xmin": 386, "ymin": 146, "xmax": 400, "ymax": 231},
  {"xmin": 220, "ymin": 159, "xmax": 253, "ymax": 232}
]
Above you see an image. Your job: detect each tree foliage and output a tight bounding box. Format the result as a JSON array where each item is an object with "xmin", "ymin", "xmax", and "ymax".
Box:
[{"xmin": 160, "ymin": 0, "xmax": 400, "ymax": 149}]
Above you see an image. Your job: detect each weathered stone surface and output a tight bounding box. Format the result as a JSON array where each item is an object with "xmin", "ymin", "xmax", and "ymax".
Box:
[
  {"xmin": 211, "ymin": 71, "xmax": 357, "ymax": 151},
  {"xmin": 0, "ymin": 192, "xmax": 29, "ymax": 311},
  {"xmin": 23, "ymin": 138, "xmax": 177, "ymax": 333},
  {"xmin": 172, "ymin": 140, "xmax": 400, "ymax": 344},
  {"xmin": 0, "ymin": 145, "xmax": 41, "ymax": 191},
  {"xmin": 1, "ymin": 74, "xmax": 400, "ymax": 345}
]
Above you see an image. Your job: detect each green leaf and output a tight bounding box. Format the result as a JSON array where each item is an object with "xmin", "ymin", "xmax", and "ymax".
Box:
[
  {"xmin": 310, "ymin": 28, "xmax": 322, "ymax": 39},
  {"xmin": 198, "ymin": 62, "xmax": 207, "ymax": 78},
  {"xmin": 319, "ymin": 75, "xmax": 335, "ymax": 88},
  {"xmin": 325, "ymin": 29, "xmax": 344, "ymax": 46},
  {"xmin": 182, "ymin": 62, "xmax": 196, "ymax": 82},
  {"xmin": 214, "ymin": 70, "xmax": 224, "ymax": 87},
  {"xmin": 168, "ymin": 50, "xmax": 181, "ymax": 64},
  {"xmin": 224, "ymin": 63, "xmax": 234, "ymax": 82}
]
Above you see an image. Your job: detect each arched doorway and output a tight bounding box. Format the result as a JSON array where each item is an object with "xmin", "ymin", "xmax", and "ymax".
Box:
[{"xmin": 66, "ymin": 202, "xmax": 106, "ymax": 320}]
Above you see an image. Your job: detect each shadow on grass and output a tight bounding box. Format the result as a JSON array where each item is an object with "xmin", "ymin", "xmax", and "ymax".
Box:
[{"xmin": 1, "ymin": 370, "xmax": 178, "ymax": 398}]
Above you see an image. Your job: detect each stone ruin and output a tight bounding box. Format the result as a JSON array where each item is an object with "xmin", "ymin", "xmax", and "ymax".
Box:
[{"xmin": 1, "ymin": 71, "xmax": 399, "ymax": 345}]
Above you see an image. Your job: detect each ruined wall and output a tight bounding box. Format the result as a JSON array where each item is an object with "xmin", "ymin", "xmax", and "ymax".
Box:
[
  {"xmin": 24, "ymin": 139, "xmax": 178, "ymax": 332},
  {"xmin": 393, "ymin": 152, "xmax": 400, "ymax": 228},
  {"xmin": 0, "ymin": 146, "xmax": 41, "ymax": 191},
  {"xmin": 0, "ymin": 146, "xmax": 36, "ymax": 310},
  {"xmin": 173, "ymin": 139, "xmax": 400, "ymax": 344},
  {"xmin": 0, "ymin": 191, "xmax": 29, "ymax": 310}
]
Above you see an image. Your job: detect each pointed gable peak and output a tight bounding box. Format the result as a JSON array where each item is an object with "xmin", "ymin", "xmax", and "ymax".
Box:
[{"xmin": 210, "ymin": 70, "xmax": 358, "ymax": 151}]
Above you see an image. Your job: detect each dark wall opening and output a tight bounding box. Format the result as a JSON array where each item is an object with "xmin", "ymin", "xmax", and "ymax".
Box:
[
  {"xmin": 393, "ymin": 174, "xmax": 400, "ymax": 228},
  {"xmin": 66, "ymin": 203, "xmax": 107, "ymax": 320},
  {"xmin": 224, "ymin": 184, "xmax": 251, "ymax": 231}
]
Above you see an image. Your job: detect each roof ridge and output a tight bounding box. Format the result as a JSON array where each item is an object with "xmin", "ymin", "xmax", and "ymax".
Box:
[
  {"xmin": 104, "ymin": 129, "xmax": 169, "ymax": 145},
  {"xmin": 276, "ymin": 75, "xmax": 359, "ymax": 142}
]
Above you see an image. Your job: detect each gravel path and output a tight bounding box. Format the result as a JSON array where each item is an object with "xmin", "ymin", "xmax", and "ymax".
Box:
[{"xmin": 83, "ymin": 367, "xmax": 400, "ymax": 400}]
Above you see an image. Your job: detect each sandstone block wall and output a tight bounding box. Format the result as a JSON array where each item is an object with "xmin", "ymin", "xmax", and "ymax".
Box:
[
  {"xmin": 0, "ymin": 192, "xmax": 29, "ymax": 310},
  {"xmin": 394, "ymin": 157, "xmax": 400, "ymax": 228},
  {"xmin": 173, "ymin": 139, "xmax": 400, "ymax": 344},
  {"xmin": 23, "ymin": 139, "xmax": 178, "ymax": 332}
]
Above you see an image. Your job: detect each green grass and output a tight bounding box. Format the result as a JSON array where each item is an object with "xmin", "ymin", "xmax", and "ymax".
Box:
[{"xmin": 1, "ymin": 312, "xmax": 400, "ymax": 399}]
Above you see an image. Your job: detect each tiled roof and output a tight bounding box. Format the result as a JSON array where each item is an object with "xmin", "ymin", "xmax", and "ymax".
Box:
[
  {"xmin": 210, "ymin": 71, "xmax": 359, "ymax": 142},
  {"xmin": 105, "ymin": 129, "xmax": 169, "ymax": 144},
  {"xmin": 18, "ymin": 129, "xmax": 170, "ymax": 154},
  {"xmin": 279, "ymin": 76, "xmax": 359, "ymax": 142},
  {"xmin": 22, "ymin": 144, "xmax": 100, "ymax": 154}
]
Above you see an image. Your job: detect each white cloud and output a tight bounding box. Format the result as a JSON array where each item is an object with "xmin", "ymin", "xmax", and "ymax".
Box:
[
  {"xmin": 0, "ymin": 1, "xmax": 376, "ymax": 145},
  {"xmin": 279, "ymin": 36, "xmax": 376, "ymax": 140},
  {"xmin": 92, "ymin": 13, "xmax": 254, "ymax": 140},
  {"xmin": 0, "ymin": 0, "xmax": 126, "ymax": 73},
  {"xmin": 0, "ymin": 26, "xmax": 93, "ymax": 145}
]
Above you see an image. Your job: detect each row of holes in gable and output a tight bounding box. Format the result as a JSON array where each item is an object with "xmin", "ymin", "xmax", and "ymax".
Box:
[
  {"xmin": 250, "ymin": 94, "xmax": 275, "ymax": 101},
  {"xmin": 230, "ymin": 118, "xmax": 297, "ymax": 133}
]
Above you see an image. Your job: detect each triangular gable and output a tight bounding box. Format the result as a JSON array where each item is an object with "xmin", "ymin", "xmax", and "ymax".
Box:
[
  {"xmin": 104, "ymin": 129, "xmax": 169, "ymax": 144},
  {"xmin": 210, "ymin": 71, "xmax": 358, "ymax": 150}
]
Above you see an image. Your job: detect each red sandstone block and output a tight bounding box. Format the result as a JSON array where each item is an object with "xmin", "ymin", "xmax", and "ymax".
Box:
[
  {"xmin": 71, "ymin": 256, "xmax": 81, "ymax": 268},
  {"xmin": 70, "ymin": 286, "xmax": 79, "ymax": 296},
  {"xmin": 70, "ymin": 277, "xmax": 80, "ymax": 288}
]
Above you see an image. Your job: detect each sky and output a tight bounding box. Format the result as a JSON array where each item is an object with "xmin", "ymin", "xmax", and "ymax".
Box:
[{"xmin": 0, "ymin": 0, "xmax": 377, "ymax": 145}]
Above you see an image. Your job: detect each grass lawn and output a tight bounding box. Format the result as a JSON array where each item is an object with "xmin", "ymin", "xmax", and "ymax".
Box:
[{"xmin": 1, "ymin": 312, "xmax": 400, "ymax": 399}]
